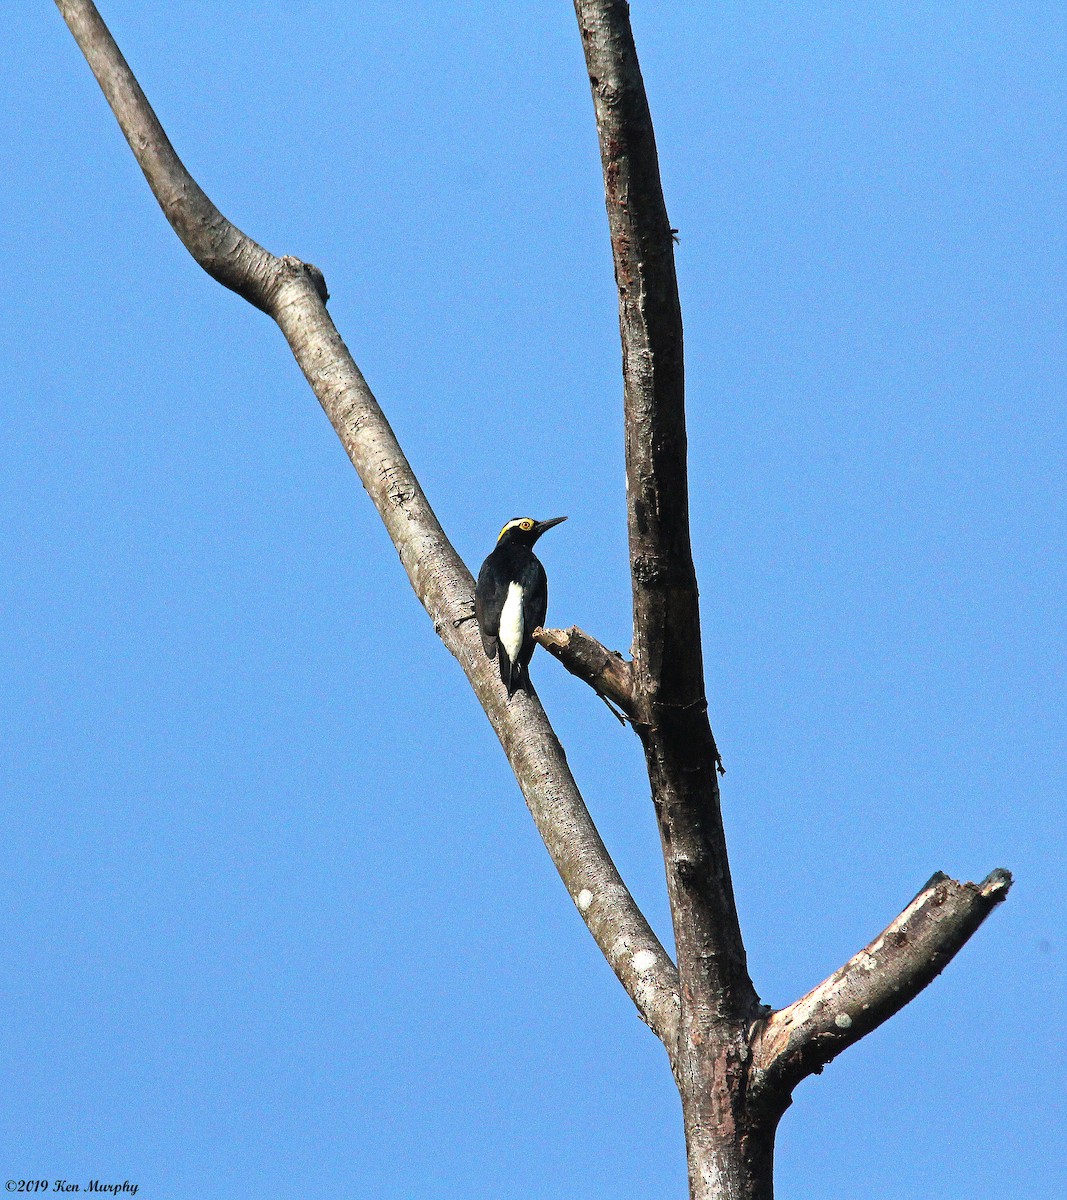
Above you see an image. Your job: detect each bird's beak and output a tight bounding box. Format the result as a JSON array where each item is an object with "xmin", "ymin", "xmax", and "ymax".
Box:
[{"xmin": 534, "ymin": 516, "xmax": 568, "ymax": 537}]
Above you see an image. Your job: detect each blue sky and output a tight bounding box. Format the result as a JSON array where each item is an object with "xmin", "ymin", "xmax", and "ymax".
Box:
[{"xmin": 2, "ymin": 3, "xmax": 1064, "ymax": 1197}]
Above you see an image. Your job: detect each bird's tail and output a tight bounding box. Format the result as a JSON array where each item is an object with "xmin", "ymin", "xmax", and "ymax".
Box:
[{"xmin": 498, "ymin": 650, "xmax": 528, "ymax": 698}]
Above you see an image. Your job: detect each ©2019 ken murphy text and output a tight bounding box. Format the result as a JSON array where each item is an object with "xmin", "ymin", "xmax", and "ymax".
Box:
[{"xmin": 6, "ymin": 1183, "xmax": 137, "ymax": 1195}]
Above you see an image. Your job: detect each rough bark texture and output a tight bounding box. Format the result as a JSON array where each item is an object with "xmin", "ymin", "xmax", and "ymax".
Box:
[
  {"xmin": 573, "ymin": 3, "xmax": 760, "ymax": 1195},
  {"xmin": 58, "ymin": 2, "xmax": 1013, "ymax": 1197}
]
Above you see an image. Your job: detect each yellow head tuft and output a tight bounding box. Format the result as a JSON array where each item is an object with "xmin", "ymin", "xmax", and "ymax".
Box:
[{"xmin": 498, "ymin": 517, "xmax": 535, "ymax": 541}]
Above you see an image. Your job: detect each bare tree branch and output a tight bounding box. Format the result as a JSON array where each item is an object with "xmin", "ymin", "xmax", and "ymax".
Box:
[
  {"xmin": 58, "ymin": 3, "xmax": 1015, "ymax": 1194},
  {"xmin": 534, "ymin": 626, "xmax": 635, "ymax": 715},
  {"xmin": 574, "ymin": 0, "xmax": 746, "ymax": 1005},
  {"xmin": 55, "ymin": 0, "xmax": 679, "ymax": 1048},
  {"xmin": 573, "ymin": 0, "xmax": 701, "ymax": 710},
  {"xmin": 749, "ymin": 868, "xmax": 1013, "ymax": 1111},
  {"xmin": 53, "ymin": 0, "xmax": 295, "ymax": 313}
]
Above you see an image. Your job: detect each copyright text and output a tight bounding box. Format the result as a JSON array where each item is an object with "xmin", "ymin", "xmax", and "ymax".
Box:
[{"xmin": 6, "ymin": 1184, "xmax": 138, "ymax": 1196}]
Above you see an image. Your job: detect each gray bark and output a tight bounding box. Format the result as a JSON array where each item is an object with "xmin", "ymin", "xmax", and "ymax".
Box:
[{"xmin": 54, "ymin": 0, "xmax": 680, "ymax": 1050}]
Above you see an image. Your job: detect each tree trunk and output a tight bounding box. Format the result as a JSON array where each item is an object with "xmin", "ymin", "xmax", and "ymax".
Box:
[{"xmin": 680, "ymin": 1080, "xmax": 777, "ymax": 1200}]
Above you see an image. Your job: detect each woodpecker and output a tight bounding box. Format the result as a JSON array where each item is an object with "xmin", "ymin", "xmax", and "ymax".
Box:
[{"xmin": 475, "ymin": 516, "xmax": 567, "ymax": 697}]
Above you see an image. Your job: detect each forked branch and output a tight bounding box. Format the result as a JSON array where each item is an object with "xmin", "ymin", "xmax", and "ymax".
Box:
[{"xmin": 55, "ymin": 0, "xmax": 680, "ymax": 1048}]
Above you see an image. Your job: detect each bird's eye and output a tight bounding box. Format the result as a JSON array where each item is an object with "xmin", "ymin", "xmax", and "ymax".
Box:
[{"xmin": 521, "ymin": 519, "xmax": 534, "ymax": 531}]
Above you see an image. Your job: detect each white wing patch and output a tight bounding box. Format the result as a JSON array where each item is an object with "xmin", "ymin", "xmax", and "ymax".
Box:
[{"xmin": 499, "ymin": 581, "xmax": 524, "ymax": 665}]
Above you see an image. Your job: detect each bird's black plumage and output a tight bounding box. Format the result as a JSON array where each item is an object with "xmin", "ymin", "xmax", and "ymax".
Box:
[{"xmin": 475, "ymin": 516, "xmax": 566, "ymax": 697}]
